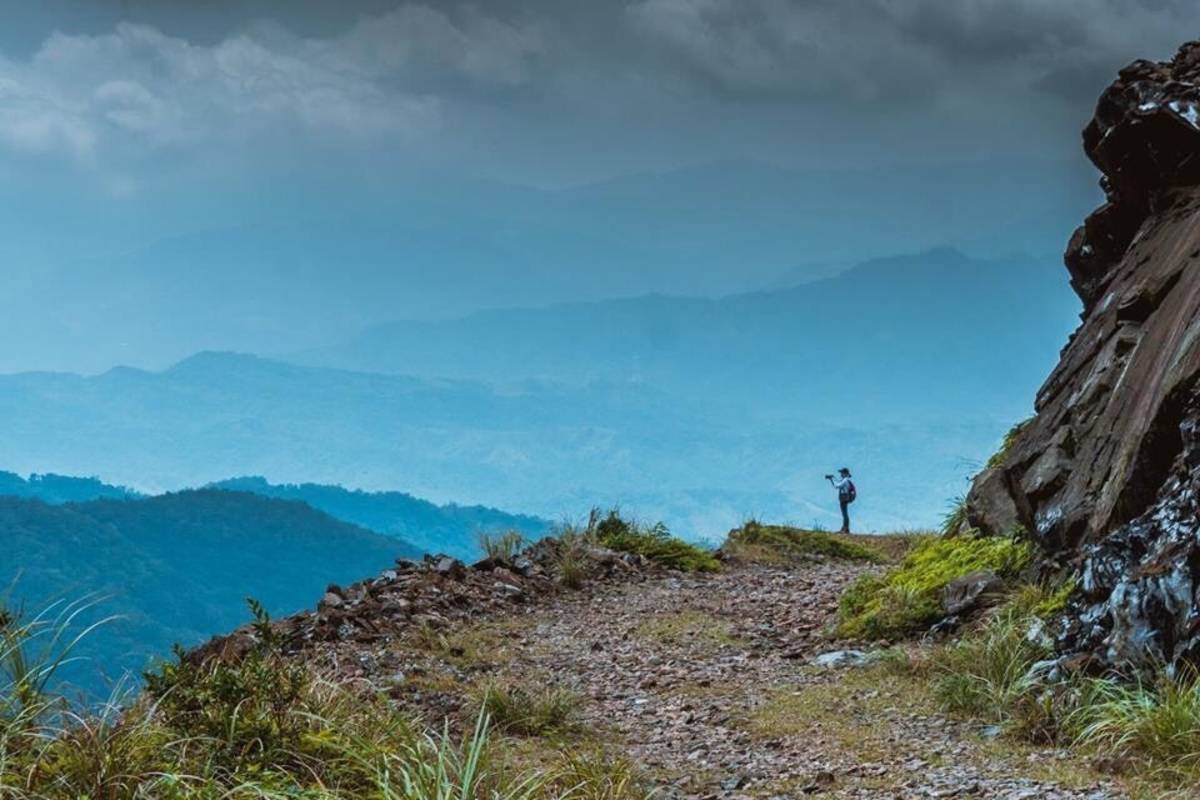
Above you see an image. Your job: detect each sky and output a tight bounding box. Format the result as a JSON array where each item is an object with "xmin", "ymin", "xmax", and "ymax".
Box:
[
  {"xmin": 0, "ymin": 0, "xmax": 1197, "ymax": 372},
  {"xmin": 1, "ymin": 0, "xmax": 1195, "ymax": 184}
]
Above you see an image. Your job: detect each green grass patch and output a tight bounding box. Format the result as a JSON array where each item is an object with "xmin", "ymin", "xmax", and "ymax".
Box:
[
  {"xmin": 922, "ymin": 589, "xmax": 1200, "ymax": 794},
  {"xmin": 722, "ymin": 521, "xmax": 884, "ymax": 564},
  {"xmin": 633, "ymin": 609, "xmax": 740, "ymax": 653},
  {"xmin": 585, "ymin": 509, "xmax": 720, "ymax": 572},
  {"xmin": 931, "ymin": 604, "xmax": 1056, "ymax": 738},
  {"xmin": 836, "ymin": 533, "xmax": 1032, "ymax": 640}
]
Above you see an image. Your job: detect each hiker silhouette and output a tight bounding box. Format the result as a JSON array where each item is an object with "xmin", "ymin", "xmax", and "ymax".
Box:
[{"xmin": 825, "ymin": 468, "xmax": 856, "ymax": 533}]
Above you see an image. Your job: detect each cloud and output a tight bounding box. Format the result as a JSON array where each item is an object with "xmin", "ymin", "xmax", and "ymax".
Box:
[
  {"xmin": 0, "ymin": 4, "xmax": 544, "ymax": 163},
  {"xmin": 0, "ymin": 0, "xmax": 1195, "ymax": 183},
  {"xmin": 624, "ymin": 0, "xmax": 1197, "ymax": 104}
]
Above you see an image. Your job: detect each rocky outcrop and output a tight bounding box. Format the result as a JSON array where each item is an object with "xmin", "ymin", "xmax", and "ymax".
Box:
[
  {"xmin": 966, "ymin": 41, "xmax": 1200, "ymax": 672},
  {"xmin": 189, "ymin": 538, "xmax": 652, "ymax": 666}
]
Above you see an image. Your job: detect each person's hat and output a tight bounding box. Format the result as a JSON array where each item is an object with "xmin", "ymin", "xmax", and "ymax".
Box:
[{"xmin": 838, "ymin": 467, "xmax": 851, "ymax": 476}]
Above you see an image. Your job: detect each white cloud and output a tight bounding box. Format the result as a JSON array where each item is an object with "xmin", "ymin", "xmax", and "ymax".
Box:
[{"xmin": 0, "ymin": 5, "xmax": 544, "ymax": 163}]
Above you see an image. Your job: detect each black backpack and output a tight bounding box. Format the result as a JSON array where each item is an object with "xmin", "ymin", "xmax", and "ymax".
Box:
[{"xmin": 843, "ymin": 480, "xmax": 857, "ymax": 503}]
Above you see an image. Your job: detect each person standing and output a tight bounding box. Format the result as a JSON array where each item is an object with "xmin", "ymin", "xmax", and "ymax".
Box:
[{"xmin": 826, "ymin": 468, "xmax": 856, "ymax": 533}]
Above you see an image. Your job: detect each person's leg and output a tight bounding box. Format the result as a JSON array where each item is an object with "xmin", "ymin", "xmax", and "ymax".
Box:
[{"xmin": 840, "ymin": 498, "xmax": 850, "ymax": 533}]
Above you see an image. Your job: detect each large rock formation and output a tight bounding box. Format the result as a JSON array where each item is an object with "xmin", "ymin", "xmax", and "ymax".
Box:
[{"xmin": 967, "ymin": 42, "xmax": 1200, "ymax": 672}]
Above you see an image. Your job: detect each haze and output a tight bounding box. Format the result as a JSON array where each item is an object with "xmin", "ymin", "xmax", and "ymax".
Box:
[{"xmin": 2, "ymin": 0, "xmax": 1191, "ymax": 533}]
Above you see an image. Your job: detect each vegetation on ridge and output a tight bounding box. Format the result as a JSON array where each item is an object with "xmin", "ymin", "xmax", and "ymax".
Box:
[
  {"xmin": 721, "ymin": 520, "xmax": 885, "ymax": 564},
  {"xmin": 837, "ymin": 533, "xmax": 1032, "ymax": 640},
  {"xmin": 566, "ymin": 509, "xmax": 720, "ymax": 574},
  {"xmin": 0, "ymin": 489, "xmax": 417, "ymax": 698},
  {"xmin": 0, "ymin": 599, "xmax": 649, "ymax": 800}
]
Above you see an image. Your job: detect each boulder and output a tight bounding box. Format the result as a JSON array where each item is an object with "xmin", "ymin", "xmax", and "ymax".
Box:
[
  {"xmin": 812, "ymin": 649, "xmax": 869, "ymax": 668},
  {"xmin": 965, "ymin": 467, "xmax": 1022, "ymax": 536},
  {"xmin": 942, "ymin": 570, "xmax": 1004, "ymax": 616}
]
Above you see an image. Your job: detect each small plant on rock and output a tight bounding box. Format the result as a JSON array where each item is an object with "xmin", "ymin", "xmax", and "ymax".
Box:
[
  {"xmin": 940, "ymin": 494, "xmax": 969, "ymax": 536},
  {"xmin": 480, "ymin": 530, "xmax": 526, "ymax": 562}
]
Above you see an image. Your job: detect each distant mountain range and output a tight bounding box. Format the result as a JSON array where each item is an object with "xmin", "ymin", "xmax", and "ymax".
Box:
[
  {"xmin": 301, "ymin": 248, "xmax": 1080, "ymax": 426},
  {"xmin": 208, "ymin": 476, "xmax": 552, "ymax": 560},
  {"xmin": 2, "ymin": 489, "xmax": 415, "ymax": 697},
  {"xmin": 0, "ymin": 249, "xmax": 1082, "ymax": 537},
  {"xmin": 1, "ymin": 161, "xmax": 1095, "ymax": 375}
]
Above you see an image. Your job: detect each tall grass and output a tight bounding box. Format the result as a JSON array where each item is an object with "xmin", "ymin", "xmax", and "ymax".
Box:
[
  {"xmin": 0, "ymin": 598, "xmax": 647, "ymax": 799},
  {"xmin": 1070, "ymin": 670, "xmax": 1200, "ymax": 781},
  {"xmin": 925, "ymin": 588, "xmax": 1200, "ymax": 789},
  {"xmin": 939, "ymin": 495, "xmax": 968, "ymax": 537},
  {"xmin": 931, "ymin": 604, "xmax": 1056, "ymax": 739},
  {"xmin": 480, "ymin": 531, "xmax": 526, "ymax": 562}
]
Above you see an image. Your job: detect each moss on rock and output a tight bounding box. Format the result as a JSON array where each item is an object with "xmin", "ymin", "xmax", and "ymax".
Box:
[{"xmin": 837, "ymin": 534, "xmax": 1032, "ymax": 640}]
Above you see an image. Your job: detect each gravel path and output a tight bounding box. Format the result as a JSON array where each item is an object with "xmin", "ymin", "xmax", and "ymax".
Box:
[{"xmin": 493, "ymin": 561, "xmax": 1126, "ymax": 800}]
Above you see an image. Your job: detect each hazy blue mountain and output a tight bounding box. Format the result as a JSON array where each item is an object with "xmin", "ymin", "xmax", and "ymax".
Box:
[
  {"xmin": 301, "ymin": 249, "xmax": 1081, "ymax": 426},
  {"xmin": 1, "ymin": 489, "xmax": 416, "ymax": 697},
  {"xmin": 0, "ymin": 471, "xmax": 139, "ymax": 503},
  {"xmin": 0, "ymin": 250, "xmax": 1082, "ymax": 536},
  {"xmin": 0, "ymin": 351, "xmax": 1041, "ymax": 538},
  {"xmin": 0, "ymin": 161, "xmax": 1096, "ymax": 376},
  {"xmin": 209, "ymin": 476, "xmax": 552, "ymax": 560}
]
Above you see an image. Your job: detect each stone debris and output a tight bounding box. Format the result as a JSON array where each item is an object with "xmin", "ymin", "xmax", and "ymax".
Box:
[
  {"xmin": 186, "ymin": 543, "xmax": 1123, "ymax": 798},
  {"xmin": 188, "ymin": 538, "xmax": 650, "ymax": 664}
]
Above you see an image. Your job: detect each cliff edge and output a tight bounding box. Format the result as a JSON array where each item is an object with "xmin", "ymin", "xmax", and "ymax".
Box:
[{"xmin": 968, "ymin": 41, "xmax": 1200, "ymax": 671}]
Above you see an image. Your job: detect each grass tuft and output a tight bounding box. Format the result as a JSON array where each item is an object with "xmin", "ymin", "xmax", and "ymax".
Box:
[
  {"xmin": 940, "ymin": 495, "xmax": 969, "ymax": 537},
  {"xmin": 480, "ymin": 530, "xmax": 526, "ymax": 562},
  {"xmin": 582, "ymin": 509, "xmax": 720, "ymax": 573},
  {"xmin": 930, "ymin": 604, "xmax": 1055, "ymax": 738},
  {"xmin": 477, "ymin": 681, "xmax": 580, "ymax": 737}
]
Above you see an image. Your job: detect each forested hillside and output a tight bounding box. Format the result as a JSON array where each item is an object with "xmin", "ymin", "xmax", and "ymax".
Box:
[
  {"xmin": 210, "ymin": 477, "xmax": 551, "ymax": 559},
  {"xmin": 1, "ymin": 489, "xmax": 416, "ymax": 695},
  {"xmin": 0, "ymin": 470, "xmax": 138, "ymax": 503}
]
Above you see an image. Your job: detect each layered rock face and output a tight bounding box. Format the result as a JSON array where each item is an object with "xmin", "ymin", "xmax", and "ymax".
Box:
[{"xmin": 967, "ymin": 42, "xmax": 1200, "ymax": 672}]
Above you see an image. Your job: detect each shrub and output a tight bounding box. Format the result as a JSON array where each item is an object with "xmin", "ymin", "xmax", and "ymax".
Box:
[
  {"xmin": 477, "ymin": 681, "xmax": 580, "ymax": 737},
  {"xmin": 722, "ymin": 521, "xmax": 883, "ymax": 564},
  {"xmin": 836, "ymin": 534, "xmax": 1032, "ymax": 640},
  {"xmin": 480, "ymin": 530, "xmax": 526, "ymax": 562},
  {"xmin": 141, "ymin": 598, "xmax": 312, "ymax": 771},
  {"xmin": 586, "ymin": 509, "xmax": 719, "ymax": 572}
]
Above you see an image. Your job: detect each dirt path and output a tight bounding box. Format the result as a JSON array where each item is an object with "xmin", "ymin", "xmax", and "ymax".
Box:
[{"xmin": 482, "ymin": 561, "xmax": 1125, "ymax": 800}]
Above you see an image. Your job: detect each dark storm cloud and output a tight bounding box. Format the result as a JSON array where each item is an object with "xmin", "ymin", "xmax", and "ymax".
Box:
[{"xmin": 0, "ymin": 0, "xmax": 1196, "ymax": 181}]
